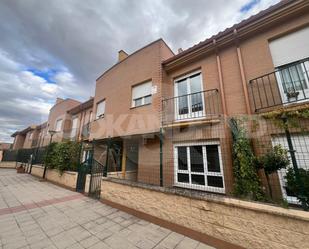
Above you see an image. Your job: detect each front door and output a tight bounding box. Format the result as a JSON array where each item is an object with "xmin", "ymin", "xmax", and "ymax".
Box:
[{"xmin": 124, "ymin": 140, "xmax": 139, "ymax": 181}]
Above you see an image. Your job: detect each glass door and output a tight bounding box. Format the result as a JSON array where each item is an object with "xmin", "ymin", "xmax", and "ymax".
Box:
[
  {"xmin": 174, "ymin": 73, "xmax": 204, "ymax": 120},
  {"xmin": 276, "ymin": 60, "xmax": 309, "ymax": 103}
]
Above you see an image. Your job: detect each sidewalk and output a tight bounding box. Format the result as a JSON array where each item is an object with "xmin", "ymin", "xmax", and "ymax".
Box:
[{"xmin": 0, "ymin": 169, "xmax": 214, "ymax": 249}]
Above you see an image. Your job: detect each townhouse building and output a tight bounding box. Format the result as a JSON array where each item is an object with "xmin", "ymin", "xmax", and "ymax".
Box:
[
  {"xmin": 9, "ymin": 0, "xmax": 309, "ymax": 204},
  {"xmin": 11, "ymin": 97, "xmax": 94, "ymax": 150},
  {"xmin": 89, "ymin": 0, "xmax": 309, "ymax": 202}
]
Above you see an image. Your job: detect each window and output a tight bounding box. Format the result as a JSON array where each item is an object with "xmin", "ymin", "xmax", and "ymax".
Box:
[
  {"xmin": 272, "ymin": 134, "xmax": 309, "ymax": 205},
  {"xmin": 96, "ymin": 100, "xmax": 105, "ymax": 119},
  {"xmin": 269, "ymin": 27, "xmax": 309, "ymax": 103},
  {"xmin": 29, "ymin": 132, "xmax": 33, "ymax": 140},
  {"xmin": 174, "ymin": 72, "xmax": 204, "ymax": 120},
  {"xmin": 132, "ymin": 81, "xmax": 152, "ymax": 107},
  {"xmin": 174, "ymin": 142, "xmax": 225, "ymax": 193},
  {"xmin": 55, "ymin": 119, "xmax": 63, "ymax": 132},
  {"xmin": 70, "ymin": 117, "xmax": 78, "ymax": 138}
]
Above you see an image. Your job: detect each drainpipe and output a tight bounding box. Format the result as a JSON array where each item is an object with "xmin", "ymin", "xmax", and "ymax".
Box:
[
  {"xmin": 159, "ymin": 128, "xmax": 163, "ymax": 187},
  {"xmin": 104, "ymin": 137, "xmax": 111, "ymax": 177},
  {"xmin": 234, "ymin": 29, "xmax": 251, "ymax": 115}
]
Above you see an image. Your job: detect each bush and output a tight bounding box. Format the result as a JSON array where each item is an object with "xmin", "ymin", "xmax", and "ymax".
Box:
[
  {"xmin": 258, "ymin": 145, "xmax": 290, "ymax": 175},
  {"xmin": 286, "ymin": 167, "xmax": 309, "ymax": 207},
  {"xmin": 255, "ymin": 145, "xmax": 290, "ymax": 199},
  {"xmin": 229, "ymin": 118, "xmax": 265, "ymax": 201},
  {"xmin": 44, "ymin": 141, "xmax": 81, "ymax": 173}
]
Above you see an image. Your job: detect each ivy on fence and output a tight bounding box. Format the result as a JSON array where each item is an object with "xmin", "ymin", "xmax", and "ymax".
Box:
[{"xmin": 44, "ymin": 141, "xmax": 81, "ymax": 173}]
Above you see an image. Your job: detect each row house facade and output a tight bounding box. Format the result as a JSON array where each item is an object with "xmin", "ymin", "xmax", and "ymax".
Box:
[
  {"xmin": 10, "ymin": 0, "xmax": 309, "ymax": 203},
  {"xmin": 89, "ymin": 0, "xmax": 309, "ymax": 202},
  {"xmin": 11, "ymin": 97, "xmax": 94, "ymax": 150}
]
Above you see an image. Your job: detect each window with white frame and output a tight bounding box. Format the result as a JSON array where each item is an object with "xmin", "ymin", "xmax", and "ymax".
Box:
[
  {"xmin": 174, "ymin": 142, "xmax": 225, "ymax": 193},
  {"xmin": 96, "ymin": 100, "xmax": 105, "ymax": 119},
  {"xmin": 55, "ymin": 119, "xmax": 63, "ymax": 132},
  {"xmin": 70, "ymin": 117, "xmax": 78, "ymax": 138},
  {"xmin": 132, "ymin": 81, "xmax": 152, "ymax": 107},
  {"xmin": 174, "ymin": 72, "xmax": 204, "ymax": 120}
]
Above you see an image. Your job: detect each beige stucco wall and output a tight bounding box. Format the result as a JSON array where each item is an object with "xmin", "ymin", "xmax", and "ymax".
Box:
[
  {"xmin": 30, "ymin": 165, "xmax": 78, "ymax": 190},
  {"xmin": 84, "ymin": 174, "xmax": 91, "ymax": 194},
  {"xmin": 45, "ymin": 169, "xmax": 78, "ymax": 190},
  {"xmin": 31, "ymin": 165, "xmax": 44, "ymax": 177},
  {"xmin": 101, "ymin": 180, "xmax": 309, "ymax": 249},
  {"xmin": 0, "ymin": 162, "xmax": 16, "ymax": 168}
]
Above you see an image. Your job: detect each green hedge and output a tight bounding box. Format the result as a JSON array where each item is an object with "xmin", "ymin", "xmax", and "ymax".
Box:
[{"xmin": 44, "ymin": 141, "xmax": 81, "ymax": 173}]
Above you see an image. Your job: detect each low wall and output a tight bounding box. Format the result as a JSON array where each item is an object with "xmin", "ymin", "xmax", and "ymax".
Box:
[
  {"xmin": 31, "ymin": 165, "xmax": 44, "ymax": 177},
  {"xmin": 30, "ymin": 165, "xmax": 78, "ymax": 190},
  {"xmin": 101, "ymin": 179, "xmax": 309, "ymax": 249},
  {"xmin": 0, "ymin": 161, "xmax": 16, "ymax": 168},
  {"xmin": 45, "ymin": 169, "xmax": 78, "ymax": 190},
  {"xmin": 84, "ymin": 174, "xmax": 91, "ymax": 194}
]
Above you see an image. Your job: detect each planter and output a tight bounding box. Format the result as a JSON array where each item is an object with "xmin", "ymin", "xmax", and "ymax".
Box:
[{"xmin": 16, "ymin": 165, "xmax": 25, "ymax": 173}]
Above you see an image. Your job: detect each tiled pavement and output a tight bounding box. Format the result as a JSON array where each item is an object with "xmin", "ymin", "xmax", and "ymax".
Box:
[{"xmin": 0, "ymin": 169, "xmax": 215, "ymax": 249}]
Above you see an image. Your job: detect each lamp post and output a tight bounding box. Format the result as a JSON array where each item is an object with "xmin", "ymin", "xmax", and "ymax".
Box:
[{"xmin": 43, "ymin": 130, "xmax": 57, "ymax": 179}]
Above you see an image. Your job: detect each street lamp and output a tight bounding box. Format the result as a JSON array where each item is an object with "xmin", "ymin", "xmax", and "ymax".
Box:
[{"xmin": 43, "ymin": 130, "xmax": 57, "ymax": 179}]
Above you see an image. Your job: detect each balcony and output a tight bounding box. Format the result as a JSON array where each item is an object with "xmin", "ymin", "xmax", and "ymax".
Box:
[
  {"xmin": 249, "ymin": 58, "xmax": 309, "ymax": 112},
  {"xmin": 162, "ymin": 89, "xmax": 222, "ymax": 126}
]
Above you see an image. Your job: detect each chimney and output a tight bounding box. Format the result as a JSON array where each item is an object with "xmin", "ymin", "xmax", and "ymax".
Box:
[
  {"xmin": 118, "ymin": 50, "xmax": 128, "ymax": 62},
  {"xmin": 178, "ymin": 48, "xmax": 183, "ymax": 54},
  {"xmin": 56, "ymin": 97, "xmax": 63, "ymax": 104}
]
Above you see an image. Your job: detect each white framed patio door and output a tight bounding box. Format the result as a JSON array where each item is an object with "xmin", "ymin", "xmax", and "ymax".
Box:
[
  {"xmin": 276, "ymin": 61, "xmax": 309, "ymax": 103},
  {"xmin": 174, "ymin": 72, "xmax": 205, "ymax": 120},
  {"xmin": 269, "ymin": 26, "xmax": 309, "ymax": 104}
]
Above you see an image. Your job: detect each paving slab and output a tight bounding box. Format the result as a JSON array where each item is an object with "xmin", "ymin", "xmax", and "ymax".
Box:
[{"xmin": 0, "ymin": 169, "xmax": 216, "ymax": 249}]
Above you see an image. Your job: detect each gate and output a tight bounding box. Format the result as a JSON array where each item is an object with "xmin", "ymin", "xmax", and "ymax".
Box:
[
  {"xmin": 76, "ymin": 159, "xmax": 91, "ymax": 193},
  {"xmin": 88, "ymin": 159, "xmax": 105, "ymax": 199}
]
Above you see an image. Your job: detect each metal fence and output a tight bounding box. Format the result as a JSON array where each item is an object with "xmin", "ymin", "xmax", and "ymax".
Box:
[
  {"xmin": 98, "ymin": 112, "xmax": 309, "ymax": 211},
  {"xmin": 2, "ymin": 150, "xmax": 18, "ymax": 161},
  {"xmin": 2, "ymin": 147, "xmax": 47, "ymax": 165}
]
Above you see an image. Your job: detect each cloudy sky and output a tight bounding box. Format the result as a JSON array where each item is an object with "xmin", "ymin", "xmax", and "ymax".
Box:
[{"xmin": 0, "ymin": 0, "xmax": 279, "ymax": 143}]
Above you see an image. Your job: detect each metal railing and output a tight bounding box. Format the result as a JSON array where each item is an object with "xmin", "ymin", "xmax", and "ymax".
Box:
[
  {"xmin": 249, "ymin": 58, "xmax": 309, "ymax": 112},
  {"xmin": 2, "ymin": 150, "xmax": 18, "ymax": 162},
  {"xmin": 162, "ymin": 89, "xmax": 221, "ymax": 125}
]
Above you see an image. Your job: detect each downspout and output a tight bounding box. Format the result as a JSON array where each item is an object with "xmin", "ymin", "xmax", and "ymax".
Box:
[
  {"xmin": 213, "ymin": 39, "xmax": 227, "ymax": 116},
  {"xmin": 159, "ymin": 127, "xmax": 163, "ymax": 187},
  {"xmin": 234, "ymin": 29, "xmax": 252, "ymax": 115}
]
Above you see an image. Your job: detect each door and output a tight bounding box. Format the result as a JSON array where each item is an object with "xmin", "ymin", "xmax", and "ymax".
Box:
[
  {"xmin": 174, "ymin": 72, "xmax": 205, "ymax": 120},
  {"xmin": 276, "ymin": 61, "xmax": 309, "ymax": 103},
  {"xmin": 124, "ymin": 140, "xmax": 138, "ymax": 181}
]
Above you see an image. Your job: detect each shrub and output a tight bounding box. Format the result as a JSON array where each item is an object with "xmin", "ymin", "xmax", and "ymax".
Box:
[
  {"xmin": 44, "ymin": 141, "xmax": 81, "ymax": 173},
  {"xmin": 255, "ymin": 145, "xmax": 290, "ymax": 199},
  {"xmin": 229, "ymin": 118, "xmax": 265, "ymax": 201},
  {"xmin": 286, "ymin": 167, "xmax": 309, "ymax": 208}
]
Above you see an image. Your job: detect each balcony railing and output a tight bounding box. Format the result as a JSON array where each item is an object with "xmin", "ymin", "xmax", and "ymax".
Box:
[
  {"xmin": 249, "ymin": 58, "xmax": 309, "ymax": 112},
  {"xmin": 162, "ymin": 89, "xmax": 221, "ymax": 125}
]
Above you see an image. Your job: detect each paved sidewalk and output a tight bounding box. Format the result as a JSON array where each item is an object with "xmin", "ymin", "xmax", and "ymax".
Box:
[{"xmin": 0, "ymin": 169, "xmax": 215, "ymax": 249}]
